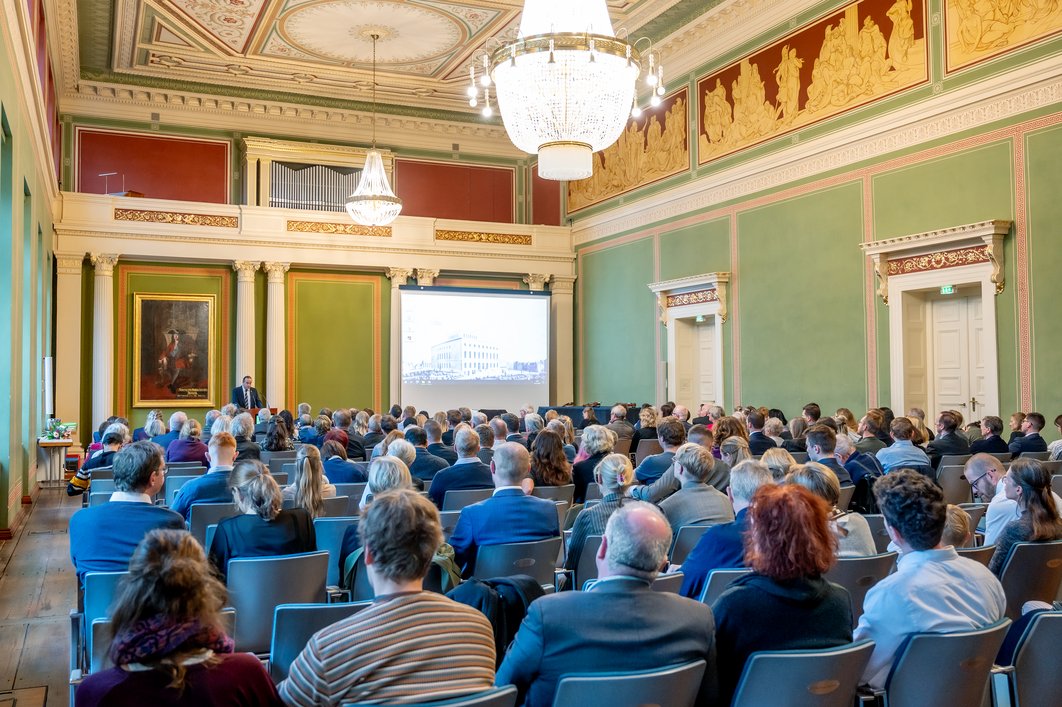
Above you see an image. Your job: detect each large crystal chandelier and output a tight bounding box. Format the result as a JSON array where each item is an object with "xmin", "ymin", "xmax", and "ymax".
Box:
[
  {"xmin": 345, "ymin": 33, "xmax": 403, "ymax": 226},
  {"xmin": 469, "ymin": 0, "xmax": 664, "ymax": 181}
]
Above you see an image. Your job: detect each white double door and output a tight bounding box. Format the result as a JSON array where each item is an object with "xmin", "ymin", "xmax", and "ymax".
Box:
[
  {"xmin": 673, "ymin": 318, "xmax": 716, "ymax": 409},
  {"xmin": 929, "ymin": 294, "xmax": 991, "ymax": 418}
]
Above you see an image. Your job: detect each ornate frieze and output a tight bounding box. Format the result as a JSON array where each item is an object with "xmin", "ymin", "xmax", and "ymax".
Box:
[
  {"xmin": 286, "ymin": 220, "xmax": 392, "ymax": 237},
  {"xmin": 114, "ymin": 208, "xmax": 239, "ymax": 228},
  {"xmin": 435, "ymin": 230, "xmax": 532, "ymax": 246}
]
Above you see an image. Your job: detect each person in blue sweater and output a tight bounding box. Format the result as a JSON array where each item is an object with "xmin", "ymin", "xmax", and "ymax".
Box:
[
  {"xmin": 68, "ymin": 440, "xmax": 184, "ymax": 585},
  {"xmin": 170, "ymin": 432, "xmax": 238, "ymax": 519}
]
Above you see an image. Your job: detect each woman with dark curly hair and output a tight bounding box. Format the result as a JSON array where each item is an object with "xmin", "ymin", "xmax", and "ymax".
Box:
[
  {"xmin": 530, "ymin": 430, "xmax": 573, "ymax": 487},
  {"xmin": 711, "ymin": 483, "xmax": 853, "ymax": 704}
]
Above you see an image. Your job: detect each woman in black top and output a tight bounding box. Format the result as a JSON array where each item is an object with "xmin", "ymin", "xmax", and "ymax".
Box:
[
  {"xmin": 208, "ymin": 460, "xmax": 315, "ymax": 581},
  {"xmin": 571, "ymin": 425, "xmax": 615, "ymax": 503},
  {"xmin": 579, "ymin": 406, "xmax": 599, "ymax": 430},
  {"xmin": 629, "ymin": 406, "xmax": 660, "ymax": 450},
  {"xmin": 989, "ymin": 458, "xmax": 1062, "ymax": 575}
]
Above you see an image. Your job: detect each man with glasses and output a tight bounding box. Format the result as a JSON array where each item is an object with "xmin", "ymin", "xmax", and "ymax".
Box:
[{"xmin": 964, "ymin": 453, "xmax": 1062, "ymax": 545}]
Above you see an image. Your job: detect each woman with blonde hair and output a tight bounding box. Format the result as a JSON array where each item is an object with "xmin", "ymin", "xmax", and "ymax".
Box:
[
  {"xmin": 764, "ymin": 418, "xmax": 786, "ymax": 447},
  {"xmin": 720, "ymin": 435, "xmax": 752, "ymax": 470},
  {"xmin": 761, "ymin": 447, "xmax": 797, "ymax": 482},
  {"xmin": 907, "ymin": 416, "xmax": 931, "ymax": 447},
  {"xmin": 75, "ymin": 529, "xmax": 281, "ymax": 706},
  {"xmin": 165, "ymin": 419, "xmax": 210, "ymax": 467},
  {"xmin": 786, "ymin": 462, "xmax": 876, "ymax": 556},
  {"xmin": 208, "ymin": 460, "xmax": 315, "ymax": 580},
  {"xmin": 209, "ymin": 415, "xmax": 232, "ymax": 438},
  {"xmin": 564, "ymin": 453, "xmax": 633, "ymax": 575},
  {"xmin": 284, "ymin": 444, "xmax": 336, "ymax": 518},
  {"xmin": 358, "ymin": 455, "xmax": 414, "ymax": 512},
  {"xmin": 571, "ymin": 425, "xmax": 616, "ymax": 503},
  {"xmin": 630, "ymin": 406, "xmax": 660, "ymax": 450},
  {"xmin": 835, "ymin": 408, "xmax": 861, "ymax": 443}
]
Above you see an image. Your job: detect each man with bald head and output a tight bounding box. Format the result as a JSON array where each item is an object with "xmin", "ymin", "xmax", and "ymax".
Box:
[
  {"xmin": 448, "ymin": 442, "xmax": 560, "ymax": 577},
  {"xmin": 497, "ymin": 502, "xmax": 717, "ymax": 706},
  {"xmin": 965, "ymin": 453, "xmax": 1062, "ymax": 545}
]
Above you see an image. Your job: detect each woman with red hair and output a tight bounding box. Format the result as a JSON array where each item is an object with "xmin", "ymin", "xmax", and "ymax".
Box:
[{"xmin": 711, "ymin": 483, "xmax": 854, "ymax": 704}]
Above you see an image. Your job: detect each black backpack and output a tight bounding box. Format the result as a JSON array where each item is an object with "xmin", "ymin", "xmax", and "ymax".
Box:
[{"xmin": 447, "ymin": 575, "xmax": 545, "ymax": 665}]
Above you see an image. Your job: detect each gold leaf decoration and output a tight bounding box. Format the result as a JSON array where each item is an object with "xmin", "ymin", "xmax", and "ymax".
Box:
[
  {"xmin": 114, "ymin": 208, "xmax": 239, "ymax": 228},
  {"xmin": 435, "ymin": 230, "xmax": 532, "ymax": 246},
  {"xmin": 666, "ymin": 289, "xmax": 719, "ymax": 308},
  {"xmin": 286, "ymin": 220, "xmax": 392, "ymax": 237},
  {"xmin": 887, "ymin": 246, "xmax": 990, "ymax": 275}
]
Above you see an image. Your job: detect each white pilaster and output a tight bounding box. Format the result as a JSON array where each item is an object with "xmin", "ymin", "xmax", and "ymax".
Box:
[
  {"xmin": 415, "ymin": 268, "xmax": 439, "ymax": 287},
  {"xmin": 54, "ymin": 253, "xmax": 85, "ymax": 450},
  {"xmin": 550, "ymin": 276, "xmax": 576, "ymax": 405},
  {"xmin": 263, "ymin": 262, "xmax": 289, "ymax": 410},
  {"xmin": 386, "ymin": 268, "xmax": 413, "ymax": 405},
  {"xmin": 232, "ymin": 260, "xmax": 260, "ymax": 387},
  {"xmin": 89, "ymin": 254, "xmax": 119, "ymax": 429}
]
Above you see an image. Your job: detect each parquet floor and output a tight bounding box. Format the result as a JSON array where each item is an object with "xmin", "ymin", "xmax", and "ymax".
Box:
[{"xmin": 0, "ymin": 489, "xmax": 80, "ymax": 707}]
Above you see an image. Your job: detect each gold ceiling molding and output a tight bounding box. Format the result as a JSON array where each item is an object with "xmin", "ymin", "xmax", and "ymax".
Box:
[
  {"xmin": 665, "ymin": 288, "xmax": 719, "ymax": 308},
  {"xmin": 435, "ymin": 229, "xmax": 532, "ymax": 246},
  {"xmin": 887, "ymin": 246, "xmax": 990, "ymax": 276},
  {"xmin": 114, "ymin": 207, "xmax": 239, "ymax": 228},
  {"xmin": 286, "ymin": 220, "xmax": 392, "ymax": 237}
]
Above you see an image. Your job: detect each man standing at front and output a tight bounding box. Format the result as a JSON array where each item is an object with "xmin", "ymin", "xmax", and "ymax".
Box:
[{"xmin": 231, "ymin": 374, "xmax": 264, "ymax": 409}]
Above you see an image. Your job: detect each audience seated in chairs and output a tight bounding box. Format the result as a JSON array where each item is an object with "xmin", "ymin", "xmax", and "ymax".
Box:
[
  {"xmin": 658, "ymin": 443, "xmax": 733, "ymax": 536},
  {"xmin": 429, "ymin": 428, "xmax": 494, "ymax": 509},
  {"xmin": 150, "ymin": 412, "xmax": 186, "ymax": 452},
  {"xmin": 170, "ymin": 432, "xmax": 238, "ymax": 519},
  {"xmin": 407, "ymin": 424, "xmax": 452, "ymax": 484},
  {"xmin": 164, "ymin": 419, "xmax": 210, "ymax": 468},
  {"xmin": 530, "ymin": 429, "xmax": 572, "ymax": 488},
  {"xmin": 629, "ymin": 405, "xmax": 660, "ymax": 451},
  {"xmin": 280, "ymin": 489, "xmax": 495, "ymax": 706},
  {"xmin": 497, "ymin": 501, "xmax": 718, "ymax": 707},
  {"xmin": 69, "ymin": 441, "xmax": 184, "ymax": 585},
  {"xmin": 854, "ymin": 469, "xmax": 1006, "ymax": 689},
  {"xmin": 711, "ymin": 483, "xmax": 854, "ymax": 705},
  {"xmin": 988, "ymin": 458, "xmax": 1062, "ymax": 576},
  {"xmin": 572, "ymin": 425, "xmax": 616, "ymax": 503},
  {"xmin": 320, "ymin": 439, "xmax": 365, "ymax": 484},
  {"xmin": 875, "ymin": 417, "xmax": 931, "ymax": 473},
  {"xmin": 634, "ymin": 419, "xmax": 686, "ymax": 485},
  {"xmin": 74, "ymin": 528, "xmax": 282, "ymax": 707},
  {"xmin": 338, "ymin": 455, "xmax": 416, "ymax": 575},
  {"xmin": 207, "ymin": 460, "xmax": 316, "ymax": 582},
  {"xmin": 426, "ymin": 419, "xmax": 460, "ymax": 465},
  {"xmin": 230, "ymin": 412, "xmax": 262, "ymax": 462},
  {"xmin": 68, "ymin": 426, "xmax": 128, "ymax": 496},
  {"xmin": 282, "ymin": 445, "xmax": 336, "ymax": 517},
  {"xmin": 565, "ymin": 453, "xmax": 633, "ymax": 576},
  {"xmin": 786, "ymin": 462, "xmax": 876, "ymax": 556},
  {"xmin": 546, "ymin": 418, "xmax": 577, "ymax": 463}
]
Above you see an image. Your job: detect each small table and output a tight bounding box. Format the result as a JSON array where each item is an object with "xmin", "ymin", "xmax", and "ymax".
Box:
[{"xmin": 37, "ymin": 438, "xmax": 73, "ymax": 485}]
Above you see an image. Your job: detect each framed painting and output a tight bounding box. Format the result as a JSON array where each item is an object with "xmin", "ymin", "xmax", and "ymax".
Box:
[{"xmin": 132, "ymin": 293, "xmax": 216, "ymax": 407}]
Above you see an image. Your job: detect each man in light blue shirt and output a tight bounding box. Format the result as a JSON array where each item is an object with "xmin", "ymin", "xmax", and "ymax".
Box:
[
  {"xmin": 854, "ymin": 469, "xmax": 1005, "ymax": 689},
  {"xmin": 874, "ymin": 417, "xmax": 931, "ymax": 472}
]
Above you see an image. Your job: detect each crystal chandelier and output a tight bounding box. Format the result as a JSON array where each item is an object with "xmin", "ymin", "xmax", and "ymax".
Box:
[
  {"xmin": 345, "ymin": 33, "xmax": 403, "ymax": 226},
  {"xmin": 468, "ymin": 0, "xmax": 664, "ymax": 181}
]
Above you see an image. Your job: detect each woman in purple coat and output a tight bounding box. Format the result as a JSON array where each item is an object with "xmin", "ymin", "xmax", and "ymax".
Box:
[{"xmin": 164, "ymin": 419, "xmax": 210, "ymax": 467}]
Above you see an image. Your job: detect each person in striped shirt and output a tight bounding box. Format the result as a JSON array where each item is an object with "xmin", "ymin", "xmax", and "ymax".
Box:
[{"xmin": 279, "ymin": 489, "xmax": 496, "ymax": 706}]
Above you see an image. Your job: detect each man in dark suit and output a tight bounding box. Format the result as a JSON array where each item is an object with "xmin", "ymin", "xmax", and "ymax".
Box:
[
  {"xmin": 854, "ymin": 410, "xmax": 888, "ymax": 455},
  {"xmin": 474, "ymin": 424, "xmax": 495, "ymax": 465},
  {"xmin": 690, "ymin": 403, "xmax": 712, "ymax": 427},
  {"xmin": 405, "ymin": 426, "xmax": 450, "ymax": 485},
  {"xmin": 424, "ymin": 420, "xmax": 458, "ymax": 465},
  {"xmin": 501, "ymin": 412, "xmax": 528, "ymax": 449},
  {"xmin": 428, "ymin": 428, "xmax": 493, "ymax": 508},
  {"xmin": 970, "ymin": 415, "xmax": 1010, "ymax": 455},
  {"xmin": 497, "ymin": 501, "xmax": 718, "ymax": 707},
  {"xmin": 331, "ymin": 409, "xmax": 365, "ymax": 461},
  {"xmin": 604, "ymin": 405, "xmax": 635, "ymax": 441},
  {"xmin": 150, "ymin": 411, "xmax": 187, "ymax": 452},
  {"xmin": 231, "ymin": 375, "xmax": 264, "ymax": 409},
  {"xmin": 449, "ymin": 442, "xmax": 560, "ymax": 577},
  {"xmin": 441, "ymin": 410, "xmax": 462, "ymax": 446},
  {"xmin": 634, "ymin": 418, "xmax": 686, "ymax": 484},
  {"xmin": 746, "ymin": 410, "xmax": 777, "ymax": 455},
  {"xmin": 806, "ymin": 424, "xmax": 853, "ymax": 486},
  {"xmin": 1009, "ymin": 411, "xmax": 1048, "ymax": 457},
  {"xmin": 926, "ymin": 410, "xmax": 971, "ymax": 468}
]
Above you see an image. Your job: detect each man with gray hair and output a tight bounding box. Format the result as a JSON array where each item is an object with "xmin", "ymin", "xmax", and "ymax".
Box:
[
  {"xmin": 230, "ymin": 411, "xmax": 262, "ymax": 461},
  {"xmin": 834, "ymin": 433, "xmax": 883, "ymax": 486},
  {"xmin": 659, "ymin": 443, "xmax": 735, "ymax": 536},
  {"xmin": 679, "ymin": 460, "xmax": 774, "ymax": 599},
  {"xmin": 497, "ymin": 501, "xmax": 717, "ymax": 706},
  {"xmin": 449, "ymin": 442, "xmax": 560, "ymax": 577},
  {"xmin": 605, "ymin": 405, "xmax": 634, "ymax": 441},
  {"xmin": 428, "ymin": 428, "xmax": 493, "ymax": 508},
  {"xmin": 673, "ymin": 404, "xmax": 692, "ymax": 430},
  {"xmin": 524, "ymin": 413, "xmax": 545, "ymax": 448},
  {"xmin": 201, "ymin": 409, "xmax": 221, "ymax": 444},
  {"xmin": 254, "ymin": 407, "xmax": 272, "ymax": 436},
  {"xmin": 149, "ymin": 411, "xmax": 187, "ymax": 452}
]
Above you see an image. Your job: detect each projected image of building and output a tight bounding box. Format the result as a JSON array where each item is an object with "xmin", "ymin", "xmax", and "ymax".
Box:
[{"xmin": 431, "ymin": 334, "xmax": 499, "ymax": 374}]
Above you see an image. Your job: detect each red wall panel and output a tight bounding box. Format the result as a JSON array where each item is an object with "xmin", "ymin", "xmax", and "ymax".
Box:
[
  {"xmin": 77, "ymin": 130, "xmax": 230, "ymax": 203},
  {"xmin": 395, "ymin": 159, "xmax": 513, "ymax": 222},
  {"xmin": 531, "ymin": 163, "xmax": 562, "ymax": 226}
]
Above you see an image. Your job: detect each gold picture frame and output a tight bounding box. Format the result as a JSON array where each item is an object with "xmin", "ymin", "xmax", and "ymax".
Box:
[{"xmin": 132, "ymin": 293, "xmax": 217, "ymax": 407}]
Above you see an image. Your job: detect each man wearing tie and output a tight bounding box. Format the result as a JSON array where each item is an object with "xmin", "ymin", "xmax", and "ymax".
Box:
[{"xmin": 231, "ymin": 375, "xmax": 264, "ymax": 409}]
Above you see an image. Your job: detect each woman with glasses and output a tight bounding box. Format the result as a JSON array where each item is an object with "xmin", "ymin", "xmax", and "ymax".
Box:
[{"xmin": 988, "ymin": 458, "xmax": 1062, "ymax": 576}]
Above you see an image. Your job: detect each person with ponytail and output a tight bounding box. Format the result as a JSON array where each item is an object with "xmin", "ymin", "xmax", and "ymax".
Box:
[
  {"xmin": 208, "ymin": 460, "xmax": 315, "ymax": 581},
  {"xmin": 282, "ymin": 445, "xmax": 336, "ymax": 518},
  {"xmin": 75, "ymin": 528, "xmax": 282, "ymax": 706},
  {"xmin": 564, "ymin": 453, "xmax": 633, "ymax": 576},
  {"xmin": 988, "ymin": 458, "xmax": 1062, "ymax": 575}
]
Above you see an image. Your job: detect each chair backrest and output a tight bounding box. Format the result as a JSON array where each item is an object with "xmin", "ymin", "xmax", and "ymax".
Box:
[
  {"xmin": 1052, "ymin": 474, "xmax": 1062, "ymax": 499},
  {"xmin": 188, "ymin": 502, "xmax": 239, "ymax": 547},
  {"xmin": 575, "ymin": 535, "xmax": 603, "ymax": 590},
  {"xmin": 439, "ymin": 510, "xmax": 461, "ymax": 541},
  {"xmin": 837, "ymin": 485, "xmax": 855, "ymax": 512},
  {"xmin": 634, "ymin": 439, "xmax": 664, "ymax": 466},
  {"xmin": 89, "ymin": 467, "xmax": 113, "ymax": 479},
  {"xmin": 83, "ymin": 571, "xmax": 128, "ymax": 627},
  {"xmin": 473, "ymin": 537, "xmax": 562, "ymax": 587},
  {"xmin": 957, "ymin": 503, "xmax": 987, "ymax": 534},
  {"xmin": 205, "ymin": 524, "xmax": 218, "ymax": 553},
  {"xmin": 282, "ymin": 462, "xmax": 296, "ymax": 476},
  {"xmin": 531, "ymin": 484, "xmax": 575, "ymax": 505},
  {"xmin": 273, "ymin": 471, "xmax": 288, "ymax": 485},
  {"xmin": 552, "ymin": 660, "xmax": 706, "ymax": 707},
  {"xmin": 89, "ymin": 608, "xmax": 235, "ymax": 675},
  {"xmin": 824, "ymin": 552, "xmax": 898, "ymax": 627},
  {"xmin": 1041, "ymin": 460, "xmax": 1061, "ymax": 474},
  {"xmin": 584, "ymin": 483, "xmax": 603, "ymax": 501},
  {"xmin": 938, "ymin": 465, "xmax": 973, "ymax": 505},
  {"xmin": 955, "ymin": 544, "xmax": 996, "ymax": 568},
  {"xmin": 998, "ymin": 540, "xmax": 1062, "ymax": 620},
  {"xmin": 884, "ymin": 619, "xmax": 1011, "ymax": 707},
  {"xmin": 651, "ymin": 572, "xmax": 684, "ymax": 594},
  {"xmin": 1009, "ymin": 611, "xmax": 1062, "ymax": 707},
  {"xmin": 333, "ymin": 483, "xmax": 367, "ymax": 508},
  {"xmin": 1019, "ymin": 451, "xmax": 1049, "ymax": 461},
  {"xmin": 791, "ymin": 452, "xmax": 809, "ymax": 463},
  {"xmin": 269, "ymin": 602, "xmax": 370, "ymax": 682},
  {"xmin": 167, "ymin": 461, "xmax": 205, "ymax": 469},
  {"xmin": 442, "ymin": 488, "xmax": 493, "ymax": 512},
  {"xmin": 989, "ymin": 452, "xmax": 1013, "ymax": 463},
  {"xmin": 164, "ymin": 475, "xmax": 201, "ymax": 507},
  {"xmin": 341, "ymin": 686, "xmax": 520, "ymax": 707},
  {"xmin": 347, "ymin": 550, "xmax": 375, "ymax": 600},
  {"xmin": 267, "ymin": 452, "xmax": 298, "ymax": 476},
  {"xmin": 226, "ymin": 551, "xmax": 329, "ymax": 654},
  {"xmin": 699, "ymin": 569, "xmax": 752, "ymax": 606},
  {"xmin": 88, "ymin": 492, "xmax": 113, "ymax": 507},
  {"xmin": 939, "ymin": 454, "xmax": 972, "ymax": 469},
  {"xmin": 562, "ymin": 504, "xmax": 583, "ymax": 531},
  {"xmin": 862, "ymin": 514, "xmax": 892, "ymax": 554},
  {"xmin": 670, "ymin": 525, "xmax": 711, "ymax": 565},
  {"xmin": 906, "ymin": 464, "xmax": 936, "ymax": 482},
  {"xmin": 612, "ymin": 438, "xmax": 632, "ymax": 456},
  {"xmin": 320, "ymin": 496, "xmax": 350, "ymax": 518},
  {"xmin": 313, "ymin": 516, "xmax": 359, "ymax": 587},
  {"xmin": 89, "ymin": 478, "xmax": 116, "ymax": 495},
  {"xmin": 731, "ymin": 640, "xmax": 875, "ymax": 707}
]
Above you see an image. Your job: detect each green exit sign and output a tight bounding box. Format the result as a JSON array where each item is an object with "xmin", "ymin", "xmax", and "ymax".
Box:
[{"xmin": 940, "ymin": 285, "xmax": 955, "ymax": 295}]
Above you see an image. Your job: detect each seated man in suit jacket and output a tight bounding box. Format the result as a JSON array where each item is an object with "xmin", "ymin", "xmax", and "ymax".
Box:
[
  {"xmin": 970, "ymin": 415, "xmax": 1010, "ymax": 455},
  {"xmin": 658, "ymin": 443, "xmax": 734, "ymax": 536},
  {"xmin": 1008, "ymin": 411, "xmax": 1049, "ymax": 458},
  {"xmin": 231, "ymin": 375, "xmax": 264, "ymax": 409},
  {"xmin": 806, "ymin": 424, "xmax": 853, "ymax": 486},
  {"xmin": 634, "ymin": 418, "xmax": 687, "ymax": 485},
  {"xmin": 425, "ymin": 420, "xmax": 458, "ymax": 466},
  {"xmin": 449, "ymin": 442, "xmax": 560, "ymax": 577},
  {"xmin": 925, "ymin": 410, "xmax": 971, "ymax": 469},
  {"xmin": 746, "ymin": 410, "xmax": 777, "ymax": 456},
  {"xmin": 428, "ymin": 428, "xmax": 493, "ymax": 508},
  {"xmin": 407, "ymin": 425, "xmax": 451, "ymax": 484},
  {"xmin": 496, "ymin": 502, "xmax": 718, "ymax": 707}
]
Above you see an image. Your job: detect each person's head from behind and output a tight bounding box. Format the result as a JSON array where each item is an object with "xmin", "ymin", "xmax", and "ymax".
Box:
[
  {"xmin": 688, "ymin": 424, "xmax": 713, "ymax": 450},
  {"xmin": 293, "ymin": 445, "xmax": 326, "ymax": 517},
  {"xmin": 387, "ymin": 439, "xmax": 417, "ymax": 469},
  {"xmin": 321, "ymin": 438, "xmax": 347, "ymax": 461},
  {"xmin": 980, "ymin": 415, "xmax": 1004, "ymax": 438},
  {"xmin": 108, "ymin": 529, "xmax": 228, "ymax": 679},
  {"xmin": 145, "ymin": 418, "xmax": 166, "ymax": 438},
  {"xmin": 491, "ymin": 442, "xmax": 531, "ymax": 487},
  {"xmin": 475, "ymin": 423, "xmax": 495, "ymax": 450},
  {"xmin": 936, "ymin": 410, "xmax": 960, "ymax": 435},
  {"xmin": 594, "ymin": 453, "xmax": 633, "ymax": 496},
  {"xmin": 599, "ymin": 502, "xmax": 672, "ymax": 581},
  {"xmin": 860, "ymin": 409, "xmax": 885, "ymax": 437},
  {"xmin": 454, "ymin": 428, "xmax": 481, "ymax": 459},
  {"xmin": 256, "ymin": 407, "xmax": 271, "ymax": 424},
  {"xmin": 179, "ymin": 419, "xmax": 202, "ymax": 441},
  {"xmin": 1003, "ymin": 458, "xmax": 1062, "ymax": 540},
  {"xmin": 168, "ymin": 411, "xmax": 188, "ymax": 433},
  {"xmin": 362, "ymin": 489, "xmax": 443, "ymax": 590},
  {"xmin": 367, "ymin": 456, "xmax": 413, "ymax": 498},
  {"xmin": 423, "ymin": 420, "xmax": 443, "ymax": 444},
  {"xmin": 763, "ymin": 417, "xmax": 784, "ymax": 440},
  {"xmin": 785, "ymin": 462, "xmax": 841, "ymax": 509},
  {"xmin": 657, "ymin": 418, "xmax": 687, "ymax": 450},
  {"xmin": 942, "ymin": 505, "xmax": 973, "ymax": 548},
  {"xmin": 379, "ymin": 430, "xmax": 404, "ymax": 456},
  {"xmin": 760, "ymin": 447, "xmax": 796, "ymax": 482},
  {"xmin": 728, "ymin": 460, "xmax": 774, "ymax": 510},
  {"xmin": 501, "ymin": 413, "xmax": 520, "ymax": 434},
  {"xmin": 873, "ymin": 469, "xmax": 946, "ymax": 551},
  {"xmin": 610, "ymin": 405, "xmax": 627, "ymax": 423},
  {"xmin": 581, "ymin": 424, "xmax": 616, "ymax": 456},
  {"xmin": 113, "ymin": 441, "xmax": 167, "ymax": 495},
  {"xmin": 530, "ymin": 429, "xmax": 567, "ymax": 481},
  {"xmin": 524, "ymin": 413, "xmax": 544, "ymax": 434},
  {"xmin": 834, "ymin": 434, "xmax": 856, "ymax": 464},
  {"xmin": 106, "ymin": 422, "xmax": 132, "ymax": 444},
  {"xmin": 207, "ymin": 431, "xmax": 237, "ymax": 467},
  {"xmin": 639, "ymin": 406, "xmax": 659, "ymax": 430},
  {"xmin": 746, "ymin": 410, "xmax": 765, "ymax": 432},
  {"xmin": 673, "ymin": 442, "xmax": 715, "ymax": 486},
  {"xmin": 230, "ymin": 412, "xmax": 254, "ymax": 439},
  {"xmin": 229, "ymin": 460, "xmax": 281, "ymax": 520},
  {"xmin": 405, "ymin": 425, "xmax": 429, "ymax": 448},
  {"xmin": 889, "ymin": 416, "xmax": 915, "ymax": 442},
  {"xmin": 745, "ymin": 484, "xmax": 836, "ymax": 580},
  {"xmin": 720, "ymin": 435, "xmax": 751, "ymax": 467},
  {"xmin": 714, "ymin": 416, "xmax": 748, "ymax": 445},
  {"xmin": 805, "ymin": 424, "xmax": 837, "ymax": 462}
]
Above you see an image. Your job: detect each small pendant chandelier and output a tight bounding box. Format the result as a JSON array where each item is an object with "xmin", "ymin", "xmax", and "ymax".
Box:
[{"xmin": 345, "ymin": 33, "xmax": 403, "ymax": 227}]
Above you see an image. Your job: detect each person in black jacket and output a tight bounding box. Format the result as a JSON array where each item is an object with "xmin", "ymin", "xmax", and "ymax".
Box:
[{"xmin": 571, "ymin": 425, "xmax": 616, "ymax": 503}]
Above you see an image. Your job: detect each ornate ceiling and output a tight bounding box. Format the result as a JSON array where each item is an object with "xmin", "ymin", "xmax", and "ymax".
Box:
[{"xmin": 72, "ymin": 0, "xmax": 701, "ymax": 118}]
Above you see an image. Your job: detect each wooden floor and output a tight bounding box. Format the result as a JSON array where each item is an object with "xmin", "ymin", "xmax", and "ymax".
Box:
[{"xmin": 0, "ymin": 488, "xmax": 80, "ymax": 707}]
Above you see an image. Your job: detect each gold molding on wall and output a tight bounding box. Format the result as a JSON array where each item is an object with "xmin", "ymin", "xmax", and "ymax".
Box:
[
  {"xmin": 435, "ymin": 230, "xmax": 532, "ymax": 246},
  {"xmin": 286, "ymin": 220, "xmax": 392, "ymax": 237},
  {"xmin": 114, "ymin": 208, "xmax": 239, "ymax": 228}
]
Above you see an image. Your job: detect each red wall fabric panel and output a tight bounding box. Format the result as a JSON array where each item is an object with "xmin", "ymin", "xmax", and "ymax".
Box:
[
  {"xmin": 77, "ymin": 130, "xmax": 230, "ymax": 203},
  {"xmin": 530, "ymin": 163, "xmax": 562, "ymax": 226},
  {"xmin": 395, "ymin": 159, "xmax": 513, "ymax": 222}
]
